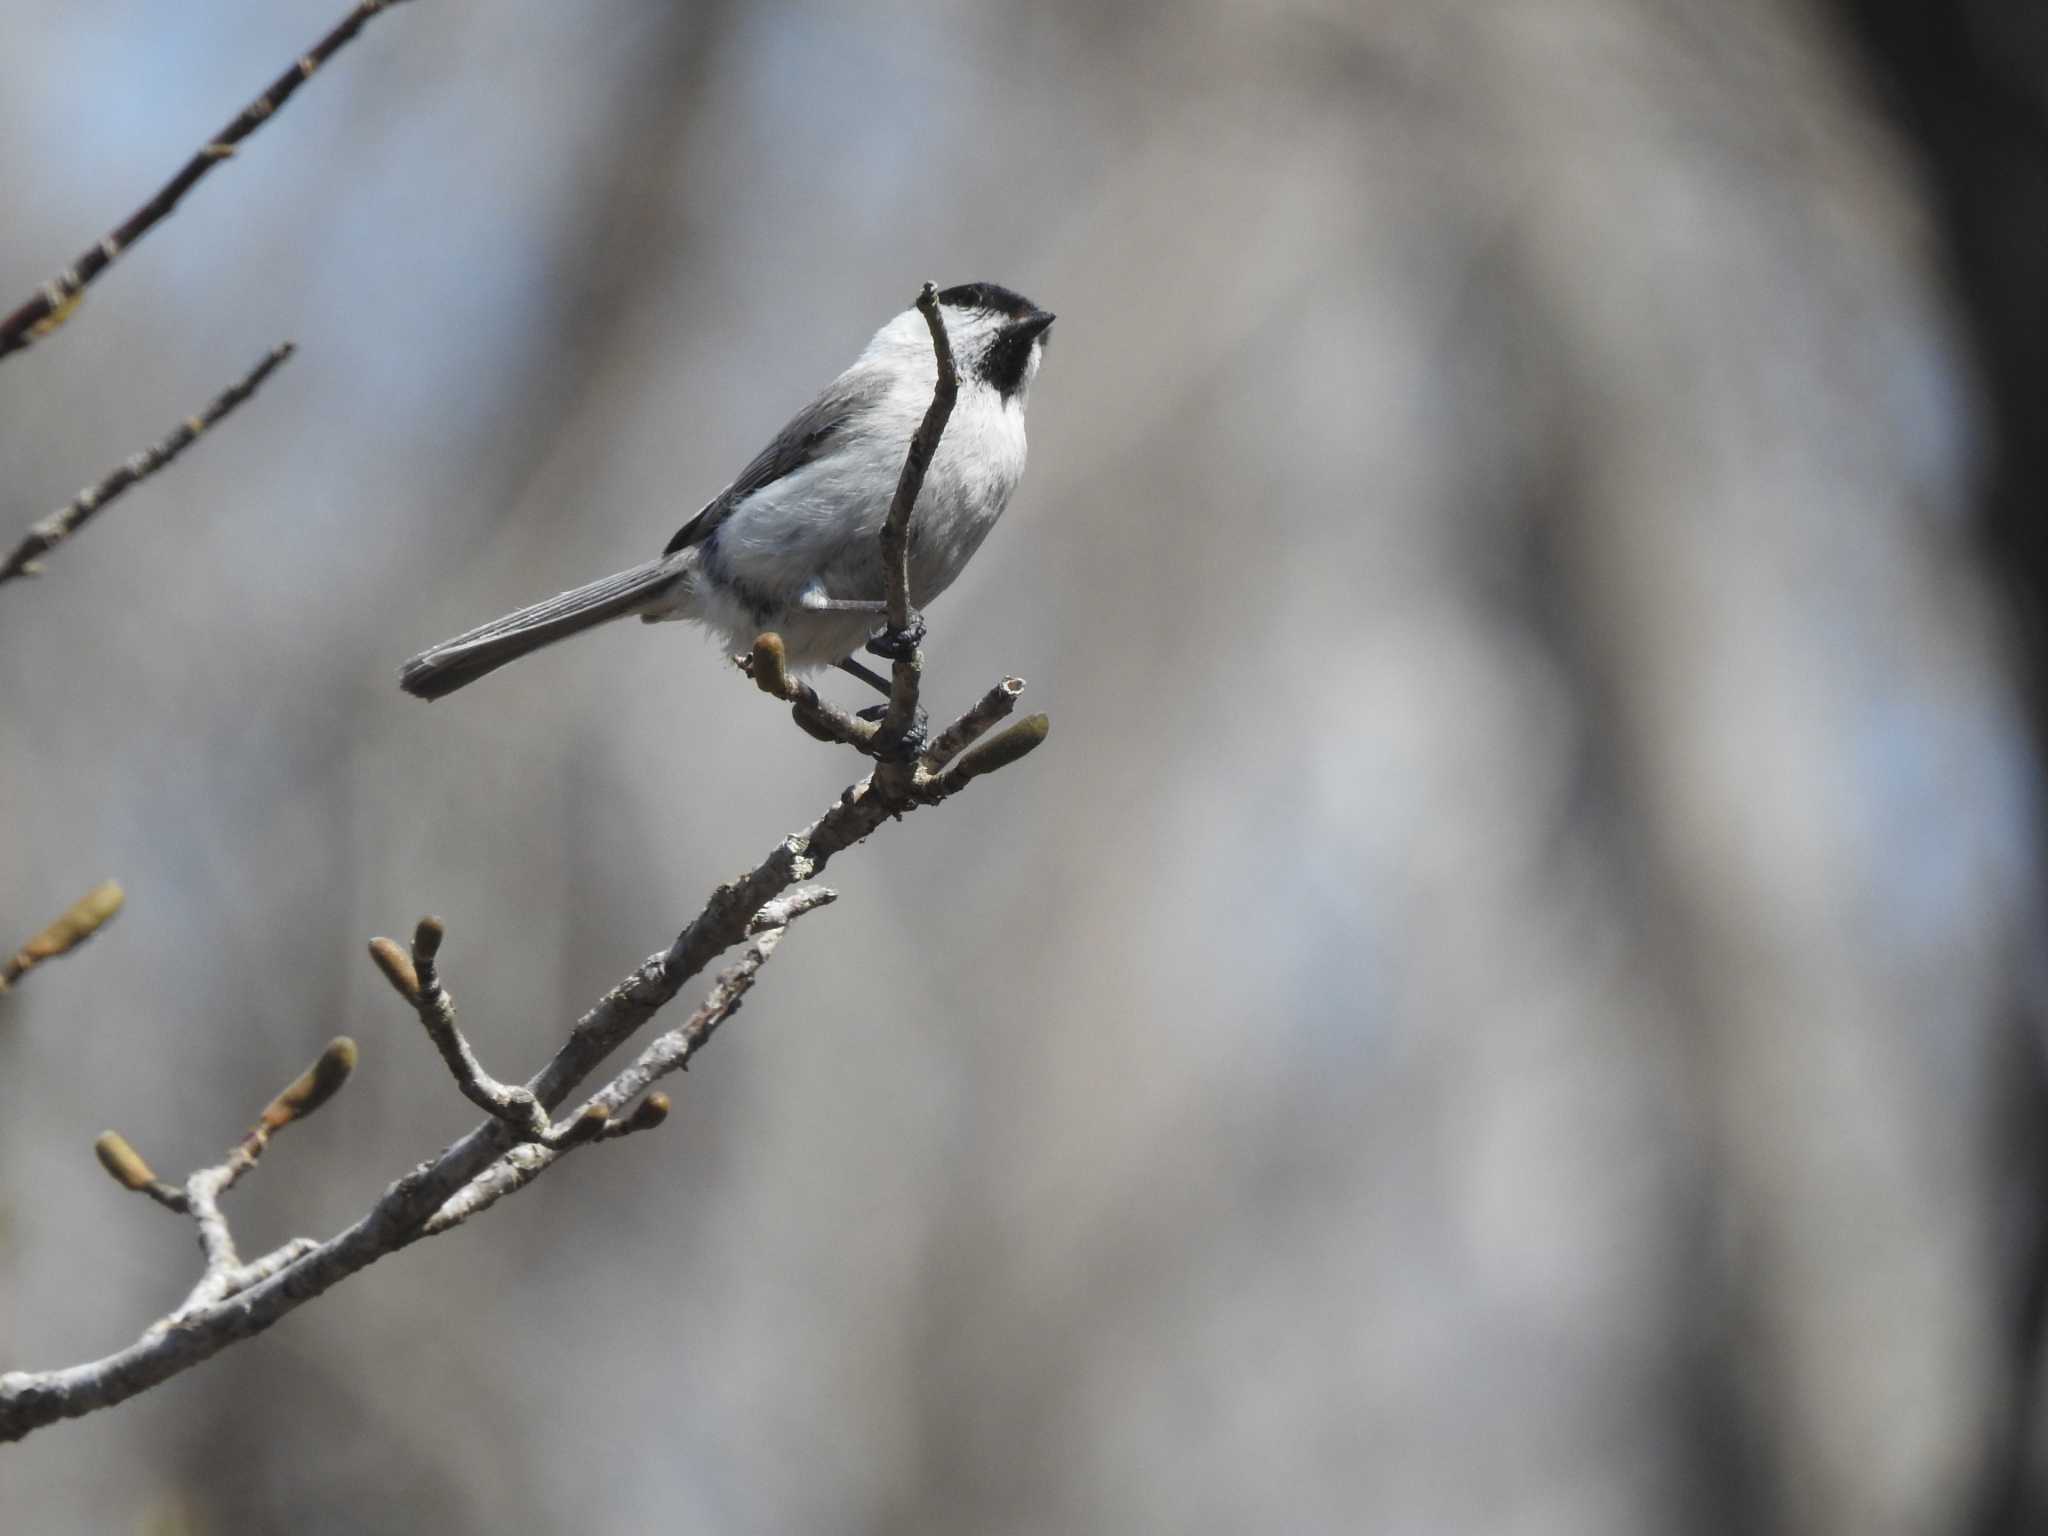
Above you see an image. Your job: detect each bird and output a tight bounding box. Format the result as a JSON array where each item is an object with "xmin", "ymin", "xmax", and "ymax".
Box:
[{"xmin": 398, "ymin": 282, "xmax": 1054, "ymax": 702}]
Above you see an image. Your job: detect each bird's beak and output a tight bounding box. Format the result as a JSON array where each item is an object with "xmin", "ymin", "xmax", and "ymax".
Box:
[{"xmin": 1019, "ymin": 310, "xmax": 1055, "ymax": 342}]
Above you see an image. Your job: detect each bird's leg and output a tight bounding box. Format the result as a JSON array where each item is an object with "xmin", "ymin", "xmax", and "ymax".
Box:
[
  {"xmin": 794, "ymin": 583, "xmax": 926, "ymax": 664},
  {"xmin": 839, "ymin": 656, "xmax": 928, "ymax": 728},
  {"xmin": 797, "ymin": 591, "xmax": 887, "ymax": 615},
  {"xmin": 835, "ymin": 657, "xmax": 891, "ymax": 697}
]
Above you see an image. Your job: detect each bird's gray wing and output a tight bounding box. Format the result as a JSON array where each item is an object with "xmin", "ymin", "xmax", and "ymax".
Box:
[{"xmin": 664, "ymin": 370, "xmax": 882, "ymax": 556}]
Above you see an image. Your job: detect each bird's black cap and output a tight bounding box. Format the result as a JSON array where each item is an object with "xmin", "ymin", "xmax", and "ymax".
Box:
[{"xmin": 937, "ymin": 282, "xmax": 1044, "ymax": 320}]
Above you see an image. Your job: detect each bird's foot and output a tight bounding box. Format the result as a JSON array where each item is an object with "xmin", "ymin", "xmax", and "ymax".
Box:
[{"xmin": 864, "ymin": 609, "xmax": 926, "ymax": 662}]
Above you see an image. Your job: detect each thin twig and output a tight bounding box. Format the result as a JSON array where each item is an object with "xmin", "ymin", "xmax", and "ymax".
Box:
[
  {"xmin": 0, "ymin": 0, "xmax": 415, "ymax": 362},
  {"xmin": 2, "ymin": 881, "xmax": 123, "ymax": 990},
  {"xmin": 881, "ymin": 283, "xmax": 959, "ymax": 634},
  {"xmin": 0, "ymin": 346, "xmax": 295, "ymax": 588},
  {"xmin": 875, "ymin": 283, "xmax": 958, "ymax": 757},
  {"xmin": 92, "ymin": 1038, "xmax": 356, "ymax": 1327},
  {"xmin": 921, "ymin": 676, "xmax": 1025, "ymax": 772}
]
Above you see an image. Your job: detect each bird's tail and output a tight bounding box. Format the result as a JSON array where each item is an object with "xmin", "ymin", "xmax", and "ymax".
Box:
[{"xmin": 399, "ymin": 558, "xmax": 686, "ymax": 700}]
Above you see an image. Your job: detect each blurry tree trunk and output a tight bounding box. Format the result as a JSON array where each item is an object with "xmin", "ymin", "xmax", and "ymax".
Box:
[{"xmin": 1819, "ymin": 10, "xmax": 2048, "ymax": 1530}]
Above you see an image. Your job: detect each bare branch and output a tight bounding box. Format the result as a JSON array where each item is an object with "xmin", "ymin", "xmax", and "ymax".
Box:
[
  {"xmin": 2, "ymin": 880, "xmax": 124, "ymax": 990},
  {"xmin": 0, "ymin": 0, "xmax": 416, "ymax": 362},
  {"xmin": 422, "ymin": 895, "xmax": 832, "ymax": 1236},
  {"xmin": 0, "ymin": 346, "xmax": 295, "ymax": 588}
]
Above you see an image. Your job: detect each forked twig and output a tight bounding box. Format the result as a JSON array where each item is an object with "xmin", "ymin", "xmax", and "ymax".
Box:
[{"xmin": 92, "ymin": 1038, "xmax": 356, "ymax": 1327}]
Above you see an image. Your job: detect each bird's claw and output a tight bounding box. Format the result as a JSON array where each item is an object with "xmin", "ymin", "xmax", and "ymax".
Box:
[{"xmin": 865, "ymin": 610, "xmax": 926, "ymax": 661}]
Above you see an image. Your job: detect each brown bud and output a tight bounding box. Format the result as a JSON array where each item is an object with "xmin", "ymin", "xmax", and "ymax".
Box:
[
  {"xmin": 367, "ymin": 936, "xmax": 420, "ymax": 1001},
  {"xmin": 626, "ymin": 1092, "xmax": 671, "ymax": 1133},
  {"xmin": 941, "ymin": 713, "xmax": 1050, "ymax": 791},
  {"xmin": 94, "ymin": 1130, "xmax": 157, "ymax": 1191},
  {"xmin": 259, "ymin": 1036, "xmax": 358, "ymax": 1131},
  {"xmin": 412, "ymin": 916, "xmax": 445, "ymax": 962},
  {"xmin": 5, "ymin": 879, "xmax": 125, "ymax": 985},
  {"xmin": 749, "ymin": 633, "xmax": 791, "ymax": 697},
  {"xmin": 554, "ymin": 1102, "xmax": 612, "ymax": 1149}
]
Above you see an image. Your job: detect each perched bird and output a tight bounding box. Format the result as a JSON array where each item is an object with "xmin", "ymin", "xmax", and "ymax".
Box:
[{"xmin": 399, "ymin": 283, "xmax": 1054, "ymax": 701}]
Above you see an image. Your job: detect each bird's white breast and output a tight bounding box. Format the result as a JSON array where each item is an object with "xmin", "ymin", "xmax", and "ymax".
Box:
[{"xmin": 666, "ymin": 304, "xmax": 1037, "ymax": 666}]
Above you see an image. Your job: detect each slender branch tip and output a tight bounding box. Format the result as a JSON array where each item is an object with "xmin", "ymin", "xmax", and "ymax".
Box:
[
  {"xmin": 0, "ymin": 0, "xmax": 414, "ymax": 362},
  {"xmin": 1, "ymin": 345, "xmax": 296, "ymax": 588}
]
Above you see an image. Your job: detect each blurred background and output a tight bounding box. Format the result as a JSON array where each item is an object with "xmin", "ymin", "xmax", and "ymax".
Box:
[{"xmin": 3, "ymin": 1, "xmax": 2046, "ymax": 1531}]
